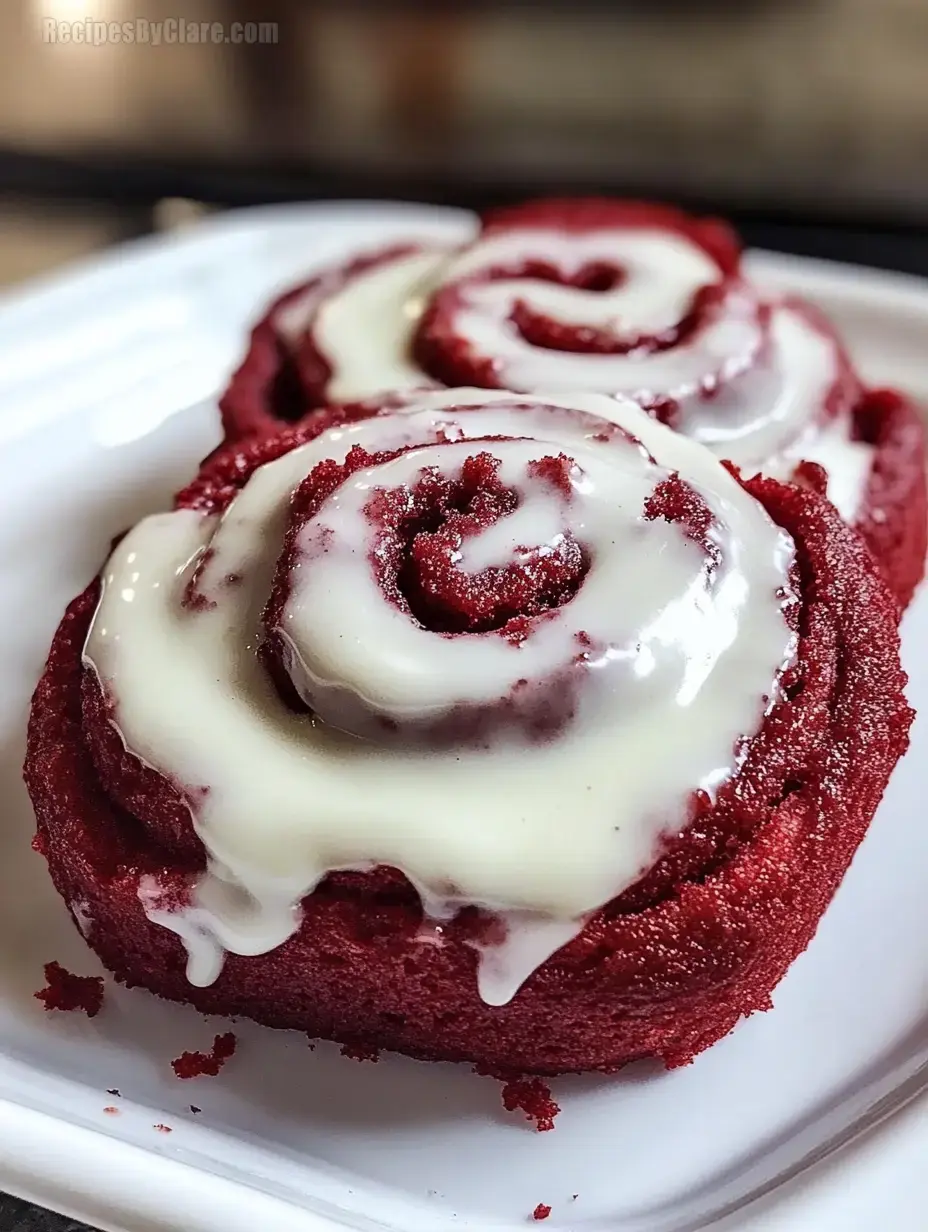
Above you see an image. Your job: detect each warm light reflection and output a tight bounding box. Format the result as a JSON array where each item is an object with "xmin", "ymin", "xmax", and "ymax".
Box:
[{"xmin": 35, "ymin": 0, "xmax": 125, "ymax": 19}]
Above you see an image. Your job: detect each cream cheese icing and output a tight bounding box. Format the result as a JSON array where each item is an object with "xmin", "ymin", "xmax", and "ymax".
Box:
[
  {"xmin": 282, "ymin": 230, "xmax": 873, "ymax": 520},
  {"xmin": 85, "ymin": 389, "xmax": 797, "ymax": 1005}
]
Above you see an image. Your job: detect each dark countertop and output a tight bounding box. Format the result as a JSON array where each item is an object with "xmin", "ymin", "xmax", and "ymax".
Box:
[{"xmin": 0, "ymin": 1195, "xmax": 90, "ymax": 1232}]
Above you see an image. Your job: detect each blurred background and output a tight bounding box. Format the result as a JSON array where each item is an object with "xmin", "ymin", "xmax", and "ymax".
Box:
[{"xmin": 0, "ymin": 0, "xmax": 927, "ymax": 289}]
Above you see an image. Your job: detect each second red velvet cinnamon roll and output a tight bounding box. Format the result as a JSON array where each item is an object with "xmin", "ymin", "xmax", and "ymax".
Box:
[
  {"xmin": 26, "ymin": 388, "xmax": 911, "ymax": 1073},
  {"xmin": 220, "ymin": 199, "xmax": 926, "ymax": 608}
]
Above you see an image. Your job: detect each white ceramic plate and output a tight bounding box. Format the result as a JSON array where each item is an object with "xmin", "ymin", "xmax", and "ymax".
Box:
[{"xmin": 1, "ymin": 203, "xmax": 927, "ymax": 1232}]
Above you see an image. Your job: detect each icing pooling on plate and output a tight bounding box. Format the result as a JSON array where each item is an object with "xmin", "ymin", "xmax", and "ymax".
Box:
[
  {"xmin": 283, "ymin": 229, "xmax": 873, "ymax": 520},
  {"xmin": 85, "ymin": 389, "xmax": 797, "ymax": 1005}
]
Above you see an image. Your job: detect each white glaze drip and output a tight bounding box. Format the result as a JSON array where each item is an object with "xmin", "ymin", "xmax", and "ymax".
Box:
[{"xmin": 86, "ymin": 389, "xmax": 796, "ymax": 1004}]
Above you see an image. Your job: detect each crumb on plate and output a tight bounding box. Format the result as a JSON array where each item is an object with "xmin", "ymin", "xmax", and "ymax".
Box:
[
  {"xmin": 34, "ymin": 961, "xmax": 104, "ymax": 1017},
  {"xmin": 340, "ymin": 1042, "xmax": 380, "ymax": 1063},
  {"xmin": 171, "ymin": 1031, "xmax": 237, "ymax": 1079},
  {"xmin": 473, "ymin": 1064, "xmax": 560, "ymax": 1132}
]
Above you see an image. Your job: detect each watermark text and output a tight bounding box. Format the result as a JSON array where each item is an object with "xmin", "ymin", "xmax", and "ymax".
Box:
[{"xmin": 43, "ymin": 18, "xmax": 278, "ymax": 46}]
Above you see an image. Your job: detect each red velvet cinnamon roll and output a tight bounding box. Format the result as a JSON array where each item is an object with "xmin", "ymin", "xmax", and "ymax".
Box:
[
  {"xmin": 219, "ymin": 199, "xmax": 926, "ymax": 608},
  {"xmin": 26, "ymin": 389, "xmax": 911, "ymax": 1074}
]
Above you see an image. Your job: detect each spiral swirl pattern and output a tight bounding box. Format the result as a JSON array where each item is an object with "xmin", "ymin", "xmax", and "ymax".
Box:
[
  {"xmin": 84, "ymin": 388, "xmax": 796, "ymax": 1003},
  {"xmin": 221, "ymin": 199, "xmax": 926, "ymax": 609},
  {"xmin": 225, "ymin": 201, "xmax": 868, "ymax": 512}
]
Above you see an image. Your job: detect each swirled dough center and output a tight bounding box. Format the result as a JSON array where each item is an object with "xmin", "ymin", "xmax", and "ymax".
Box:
[{"xmin": 86, "ymin": 389, "xmax": 796, "ymax": 1003}]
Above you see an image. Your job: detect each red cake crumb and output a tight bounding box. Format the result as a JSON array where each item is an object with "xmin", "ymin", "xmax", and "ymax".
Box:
[
  {"xmin": 171, "ymin": 1031, "xmax": 237, "ymax": 1079},
  {"xmin": 31, "ymin": 833, "xmax": 47, "ymax": 855},
  {"xmin": 527, "ymin": 453, "xmax": 575, "ymax": 498},
  {"xmin": 532, "ymin": 1203, "xmax": 552, "ymax": 1221},
  {"xmin": 153, "ymin": 1124, "xmax": 172, "ymax": 1134},
  {"xmin": 34, "ymin": 961, "xmax": 104, "ymax": 1017},
  {"xmin": 791, "ymin": 460, "xmax": 830, "ymax": 497},
  {"xmin": 501, "ymin": 1076, "xmax": 561, "ymax": 1132},
  {"xmin": 103, "ymin": 1106, "xmax": 119, "ymax": 1115},
  {"xmin": 476, "ymin": 1065, "xmax": 560, "ymax": 1131},
  {"xmin": 341, "ymin": 1042, "xmax": 380, "ymax": 1063}
]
